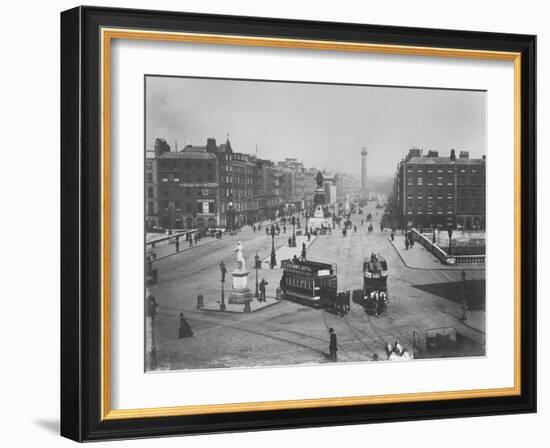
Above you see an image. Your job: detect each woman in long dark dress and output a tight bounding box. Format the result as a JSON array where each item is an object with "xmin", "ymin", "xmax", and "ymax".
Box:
[{"xmin": 178, "ymin": 312, "xmax": 193, "ymax": 338}]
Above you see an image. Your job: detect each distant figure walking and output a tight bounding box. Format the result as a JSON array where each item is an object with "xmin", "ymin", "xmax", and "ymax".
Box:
[
  {"xmin": 178, "ymin": 312, "xmax": 193, "ymax": 338},
  {"xmin": 329, "ymin": 328, "xmax": 338, "ymax": 361},
  {"xmin": 405, "ymin": 238, "xmax": 409, "ymax": 250}
]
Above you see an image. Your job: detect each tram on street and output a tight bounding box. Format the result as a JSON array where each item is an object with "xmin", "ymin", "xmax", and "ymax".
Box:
[
  {"xmin": 353, "ymin": 253, "xmax": 389, "ymax": 315},
  {"xmin": 280, "ymin": 259, "xmax": 348, "ymax": 312}
]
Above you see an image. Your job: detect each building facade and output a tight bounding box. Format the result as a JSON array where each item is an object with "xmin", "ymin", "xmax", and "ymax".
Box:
[
  {"xmin": 147, "ymin": 137, "xmax": 361, "ymax": 231},
  {"xmin": 397, "ymin": 148, "xmax": 486, "ymax": 230},
  {"xmin": 155, "ymin": 149, "xmax": 219, "ymax": 231}
]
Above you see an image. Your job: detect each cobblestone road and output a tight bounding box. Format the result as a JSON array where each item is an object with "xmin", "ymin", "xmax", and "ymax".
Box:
[{"xmin": 147, "ymin": 202, "xmax": 486, "ymax": 371}]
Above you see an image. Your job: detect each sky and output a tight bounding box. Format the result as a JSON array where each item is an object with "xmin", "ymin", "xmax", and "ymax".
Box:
[{"xmin": 146, "ymin": 76, "xmax": 486, "ymax": 177}]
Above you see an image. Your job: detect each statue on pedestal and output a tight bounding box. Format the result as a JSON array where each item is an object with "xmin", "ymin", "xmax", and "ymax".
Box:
[
  {"xmin": 229, "ymin": 240, "xmax": 253, "ymax": 305},
  {"xmin": 235, "ymin": 241, "xmax": 246, "ymax": 271},
  {"xmin": 316, "ymin": 171, "xmax": 324, "ymax": 188}
]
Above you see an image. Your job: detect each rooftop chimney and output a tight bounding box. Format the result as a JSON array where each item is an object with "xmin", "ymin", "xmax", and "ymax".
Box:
[
  {"xmin": 206, "ymin": 138, "xmax": 217, "ymax": 153},
  {"xmin": 459, "ymin": 151, "xmax": 470, "ymax": 159}
]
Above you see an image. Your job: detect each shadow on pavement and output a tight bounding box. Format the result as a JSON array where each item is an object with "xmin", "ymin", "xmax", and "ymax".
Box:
[{"xmin": 412, "ymin": 279, "xmax": 486, "ymax": 311}]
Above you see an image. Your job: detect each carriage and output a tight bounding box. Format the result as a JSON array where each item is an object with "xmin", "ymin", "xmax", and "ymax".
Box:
[{"xmin": 280, "ymin": 259, "xmax": 349, "ymax": 313}]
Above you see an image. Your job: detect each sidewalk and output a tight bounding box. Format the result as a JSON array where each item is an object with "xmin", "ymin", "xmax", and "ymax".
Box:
[
  {"xmin": 201, "ymin": 297, "xmax": 280, "ymax": 314},
  {"xmin": 261, "ymin": 234, "xmax": 317, "ymax": 268},
  {"xmin": 388, "ymin": 236, "xmax": 485, "ymax": 271},
  {"xmin": 148, "ymin": 235, "xmax": 223, "ymax": 260}
]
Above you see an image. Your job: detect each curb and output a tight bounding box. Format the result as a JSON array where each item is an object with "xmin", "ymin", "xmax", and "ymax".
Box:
[
  {"xmin": 387, "ymin": 236, "xmax": 485, "ymax": 272},
  {"xmin": 201, "ymin": 299, "xmax": 281, "ymax": 314}
]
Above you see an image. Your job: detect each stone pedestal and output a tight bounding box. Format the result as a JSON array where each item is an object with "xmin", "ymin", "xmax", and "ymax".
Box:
[{"xmin": 229, "ymin": 269, "xmax": 253, "ymax": 304}]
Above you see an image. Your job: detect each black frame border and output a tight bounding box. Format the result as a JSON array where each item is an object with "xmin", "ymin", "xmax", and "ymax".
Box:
[{"xmin": 61, "ymin": 6, "xmax": 536, "ymax": 442}]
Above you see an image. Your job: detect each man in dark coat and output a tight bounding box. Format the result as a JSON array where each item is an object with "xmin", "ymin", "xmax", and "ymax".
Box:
[
  {"xmin": 178, "ymin": 312, "xmax": 193, "ymax": 338},
  {"xmin": 329, "ymin": 328, "xmax": 338, "ymax": 361},
  {"xmin": 259, "ymin": 279, "xmax": 268, "ymax": 302}
]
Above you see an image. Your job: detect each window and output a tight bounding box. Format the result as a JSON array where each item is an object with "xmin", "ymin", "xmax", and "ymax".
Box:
[
  {"xmin": 146, "ymin": 173, "xmax": 153, "ymax": 182},
  {"xmin": 208, "ymin": 174, "xmax": 214, "ymax": 182},
  {"xmin": 147, "ymin": 187, "xmax": 153, "ymax": 198},
  {"xmin": 417, "ymin": 177, "xmax": 423, "ymax": 185},
  {"xmin": 147, "ymin": 201, "xmax": 154, "ymax": 215},
  {"xmin": 209, "ymin": 202, "xmax": 215, "ymax": 213},
  {"xmin": 186, "ymin": 202, "xmax": 192, "ymax": 212}
]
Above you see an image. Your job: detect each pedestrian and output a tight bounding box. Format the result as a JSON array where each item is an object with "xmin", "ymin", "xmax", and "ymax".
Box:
[
  {"xmin": 301, "ymin": 242, "xmax": 307, "ymax": 261},
  {"xmin": 307, "ymin": 232, "xmax": 311, "ymax": 242},
  {"xmin": 288, "ymin": 237, "xmax": 292, "ymax": 247},
  {"xmin": 283, "ymin": 225, "xmax": 286, "ymax": 234},
  {"xmin": 405, "ymin": 238, "xmax": 409, "ymax": 250},
  {"xmin": 253, "ymin": 225, "xmax": 256, "ymax": 233},
  {"xmin": 354, "ymin": 225, "xmax": 357, "ymax": 233},
  {"xmin": 178, "ymin": 312, "xmax": 193, "ymax": 338},
  {"xmin": 189, "ymin": 237, "xmax": 193, "ymax": 248},
  {"xmin": 329, "ymin": 328, "xmax": 338, "ymax": 361},
  {"xmin": 391, "ymin": 232, "xmax": 394, "ymax": 241},
  {"xmin": 361, "ymin": 219, "xmax": 364, "ymax": 225},
  {"xmin": 259, "ymin": 279, "xmax": 268, "ymax": 302}
]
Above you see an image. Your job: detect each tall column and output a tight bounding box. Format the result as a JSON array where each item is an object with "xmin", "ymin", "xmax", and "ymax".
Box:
[{"xmin": 361, "ymin": 147, "xmax": 368, "ymax": 199}]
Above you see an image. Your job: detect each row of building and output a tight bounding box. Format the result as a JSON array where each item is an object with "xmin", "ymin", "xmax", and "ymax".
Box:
[
  {"xmin": 389, "ymin": 148, "xmax": 486, "ymax": 230},
  {"xmin": 146, "ymin": 138, "xmax": 358, "ymax": 231}
]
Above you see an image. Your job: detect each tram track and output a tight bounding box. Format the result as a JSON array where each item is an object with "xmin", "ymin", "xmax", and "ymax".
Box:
[
  {"xmin": 358, "ymin": 220, "xmax": 414, "ymax": 348},
  {"xmin": 332, "ymin": 233, "xmax": 378, "ymax": 358}
]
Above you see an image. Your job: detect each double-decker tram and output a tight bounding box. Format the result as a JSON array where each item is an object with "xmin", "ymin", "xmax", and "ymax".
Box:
[
  {"xmin": 280, "ymin": 259, "xmax": 340, "ymax": 309},
  {"xmin": 353, "ymin": 253, "xmax": 389, "ymax": 315}
]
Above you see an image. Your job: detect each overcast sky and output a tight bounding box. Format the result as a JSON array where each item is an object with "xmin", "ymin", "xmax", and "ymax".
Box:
[{"xmin": 146, "ymin": 76, "xmax": 486, "ymax": 177}]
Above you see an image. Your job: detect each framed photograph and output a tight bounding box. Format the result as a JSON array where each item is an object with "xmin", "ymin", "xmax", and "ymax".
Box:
[{"xmin": 61, "ymin": 6, "xmax": 536, "ymax": 441}]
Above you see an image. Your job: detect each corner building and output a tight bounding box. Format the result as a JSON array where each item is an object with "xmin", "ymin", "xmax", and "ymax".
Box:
[{"xmin": 397, "ymin": 148, "xmax": 486, "ymax": 230}]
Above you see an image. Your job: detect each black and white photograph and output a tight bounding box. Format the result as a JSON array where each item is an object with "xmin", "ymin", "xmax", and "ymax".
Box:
[{"xmin": 144, "ymin": 75, "xmax": 487, "ymax": 371}]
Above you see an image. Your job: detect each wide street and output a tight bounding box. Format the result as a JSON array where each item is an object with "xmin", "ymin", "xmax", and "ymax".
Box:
[{"xmin": 148, "ymin": 202, "xmax": 486, "ymax": 370}]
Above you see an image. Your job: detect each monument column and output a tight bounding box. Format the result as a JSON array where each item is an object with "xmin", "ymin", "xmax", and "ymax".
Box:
[{"xmin": 361, "ymin": 147, "xmax": 368, "ymax": 199}]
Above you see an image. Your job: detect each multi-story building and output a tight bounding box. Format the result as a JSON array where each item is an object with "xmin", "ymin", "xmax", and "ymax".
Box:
[
  {"xmin": 396, "ymin": 148, "xmax": 486, "ymax": 229},
  {"xmin": 256, "ymin": 159, "xmax": 281, "ymax": 220},
  {"xmin": 155, "ymin": 146, "xmax": 219, "ymax": 231},
  {"xmin": 145, "ymin": 151, "xmax": 159, "ymax": 229},
  {"xmin": 322, "ymin": 171, "xmax": 337, "ymax": 205},
  {"xmin": 231, "ymin": 152, "xmax": 259, "ymax": 226},
  {"xmin": 336, "ymin": 172, "xmax": 358, "ymax": 203}
]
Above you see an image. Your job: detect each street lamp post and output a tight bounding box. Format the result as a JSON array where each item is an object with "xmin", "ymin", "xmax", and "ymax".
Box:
[
  {"xmin": 227, "ymin": 201, "xmax": 234, "ymax": 232},
  {"xmin": 270, "ymin": 224, "xmax": 277, "ymax": 269},
  {"xmin": 147, "ymin": 294, "xmax": 158, "ymax": 369},
  {"xmin": 461, "ymin": 270, "xmax": 467, "ymax": 321},
  {"xmin": 291, "ymin": 216, "xmax": 296, "ymax": 247},
  {"xmin": 448, "ymin": 227, "xmax": 453, "ymax": 255},
  {"xmin": 254, "ymin": 253, "xmax": 260, "ymax": 298},
  {"xmin": 219, "ymin": 260, "xmax": 227, "ymax": 311}
]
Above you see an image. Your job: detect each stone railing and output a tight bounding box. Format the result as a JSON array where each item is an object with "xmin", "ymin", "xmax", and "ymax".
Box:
[{"xmin": 411, "ymin": 229, "xmax": 485, "ymax": 265}]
